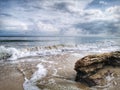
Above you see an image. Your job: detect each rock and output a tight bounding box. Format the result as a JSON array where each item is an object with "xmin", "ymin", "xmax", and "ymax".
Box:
[
  {"xmin": 75, "ymin": 71, "xmax": 97, "ymax": 87},
  {"xmin": 78, "ymin": 63, "xmax": 104, "ymax": 74},
  {"xmin": 107, "ymin": 51, "xmax": 120, "ymax": 66},
  {"xmin": 74, "ymin": 51, "xmax": 120, "ymax": 87}
]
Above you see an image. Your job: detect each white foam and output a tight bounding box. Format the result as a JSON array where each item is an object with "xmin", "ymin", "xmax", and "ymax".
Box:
[
  {"xmin": 0, "ymin": 46, "xmax": 18, "ymax": 60},
  {"xmin": 71, "ymin": 53, "xmax": 83, "ymax": 58},
  {"xmin": 23, "ymin": 63, "xmax": 47, "ymax": 90},
  {"xmin": 52, "ymin": 69, "xmax": 58, "ymax": 76},
  {"xmin": 106, "ymin": 75, "xmax": 114, "ymax": 82}
]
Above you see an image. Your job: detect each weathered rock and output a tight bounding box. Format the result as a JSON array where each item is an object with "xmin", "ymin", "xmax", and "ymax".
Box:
[
  {"xmin": 74, "ymin": 51, "xmax": 120, "ymax": 87},
  {"xmin": 78, "ymin": 63, "xmax": 104, "ymax": 74}
]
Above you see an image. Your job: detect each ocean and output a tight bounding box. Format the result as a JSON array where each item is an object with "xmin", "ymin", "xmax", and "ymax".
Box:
[{"xmin": 0, "ymin": 36, "xmax": 120, "ymax": 48}]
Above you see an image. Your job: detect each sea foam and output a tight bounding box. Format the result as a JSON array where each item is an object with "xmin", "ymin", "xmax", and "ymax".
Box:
[{"xmin": 23, "ymin": 63, "xmax": 47, "ymax": 90}]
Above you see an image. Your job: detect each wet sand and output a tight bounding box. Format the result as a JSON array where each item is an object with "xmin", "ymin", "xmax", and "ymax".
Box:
[
  {"xmin": 0, "ymin": 63, "xmax": 24, "ymax": 90},
  {"xmin": 0, "ymin": 54, "xmax": 120, "ymax": 90},
  {"xmin": 0, "ymin": 56, "xmax": 45, "ymax": 90},
  {"xmin": 0, "ymin": 54, "xmax": 84, "ymax": 90},
  {"xmin": 36, "ymin": 54, "xmax": 90, "ymax": 90}
]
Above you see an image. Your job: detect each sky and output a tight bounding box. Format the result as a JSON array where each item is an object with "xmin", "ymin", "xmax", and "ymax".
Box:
[{"xmin": 0, "ymin": 0, "xmax": 120, "ymax": 36}]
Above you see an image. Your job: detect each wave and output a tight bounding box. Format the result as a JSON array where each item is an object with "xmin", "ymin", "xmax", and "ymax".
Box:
[
  {"xmin": 0, "ymin": 40, "xmax": 119, "ymax": 61},
  {"xmin": 23, "ymin": 63, "xmax": 47, "ymax": 90},
  {"xmin": 0, "ymin": 46, "xmax": 19, "ymax": 60}
]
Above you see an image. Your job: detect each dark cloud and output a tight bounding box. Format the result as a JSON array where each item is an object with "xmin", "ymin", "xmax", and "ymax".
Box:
[
  {"xmin": 86, "ymin": 0, "xmax": 120, "ymax": 10},
  {"xmin": 0, "ymin": 13, "xmax": 13, "ymax": 17},
  {"xmin": 52, "ymin": 2, "xmax": 72, "ymax": 13},
  {"xmin": 74, "ymin": 20, "xmax": 120, "ymax": 35}
]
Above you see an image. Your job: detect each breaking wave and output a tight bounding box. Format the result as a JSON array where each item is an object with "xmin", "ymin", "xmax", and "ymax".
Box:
[{"xmin": 0, "ymin": 40, "xmax": 119, "ymax": 61}]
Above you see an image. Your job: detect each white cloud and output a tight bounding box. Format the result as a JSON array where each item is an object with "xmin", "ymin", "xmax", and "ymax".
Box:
[
  {"xmin": 63, "ymin": 28, "xmax": 89, "ymax": 36},
  {"xmin": 83, "ymin": 9, "xmax": 105, "ymax": 21},
  {"xmin": 64, "ymin": 28, "xmax": 79, "ymax": 36},
  {"xmin": 104, "ymin": 6, "xmax": 120, "ymax": 21},
  {"xmin": 106, "ymin": 6, "xmax": 120, "ymax": 14},
  {"xmin": 0, "ymin": 18, "xmax": 28, "ymax": 31},
  {"xmin": 37, "ymin": 21, "xmax": 59, "ymax": 33},
  {"xmin": 76, "ymin": 6, "xmax": 120, "ymax": 22},
  {"xmin": 99, "ymin": 1, "xmax": 107, "ymax": 5},
  {"xmin": 62, "ymin": 0, "xmax": 94, "ymax": 12},
  {"xmin": 44, "ymin": 0, "xmax": 93, "ymax": 10}
]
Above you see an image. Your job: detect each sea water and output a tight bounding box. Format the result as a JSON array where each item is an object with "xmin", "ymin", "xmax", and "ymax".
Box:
[
  {"xmin": 0, "ymin": 36, "xmax": 119, "ymax": 48},
  {"xmin": 0, "ymin": 36, "xmax": 120, "ymax": 61}
]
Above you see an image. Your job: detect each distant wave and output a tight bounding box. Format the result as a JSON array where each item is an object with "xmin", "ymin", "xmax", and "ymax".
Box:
[{"xmin": 0, "ymin": 40, "xmax": 58, "ymax": 42}]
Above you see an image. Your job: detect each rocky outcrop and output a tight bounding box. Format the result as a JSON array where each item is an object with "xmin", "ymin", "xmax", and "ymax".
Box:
[{"xmin": 74, "ymin": 51, "xmax": 120, "ymax": 87}]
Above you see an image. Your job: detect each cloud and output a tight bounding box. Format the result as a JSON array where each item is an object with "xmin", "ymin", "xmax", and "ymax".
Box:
[
  {"xmin": 77, "ymin": 6, "xmax": 120, "ymax": 22},
  {"xmin": 0, "ymin": 18, "xmax": 28, "ymax": 31},
  {"xmin": 63, "ymin": 28, "xmax": 79, "ymax": 36},
  {"xmin": 36, "ymin": 21, "xmax": 59, "ymax": 33},
  {"xmin": 106, "ymin": 6, "xmax": 120, "ymax": 14},
  {"xmin": 63, "ymin": 28, "xmax": 89, "ymax": 36},
  {"xmin": 74, "ymin": 19, "xmax": 120, "ymax": 36},
  {"xmin": 52, "ymin": 0, "xmax": 94, "ymax": 13},
  {"xmin": 99, "ymin": 1, "xmax": 107, "ymax": 5},
  {"xmin": 0, "ymin": 0, "xmax": 120, "ymax": 36}
]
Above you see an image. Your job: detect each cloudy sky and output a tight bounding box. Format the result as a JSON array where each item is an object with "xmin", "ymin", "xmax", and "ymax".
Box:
[{"xmin": 0, "ymin": 0, "xmax": 120, "ymax": 36}]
